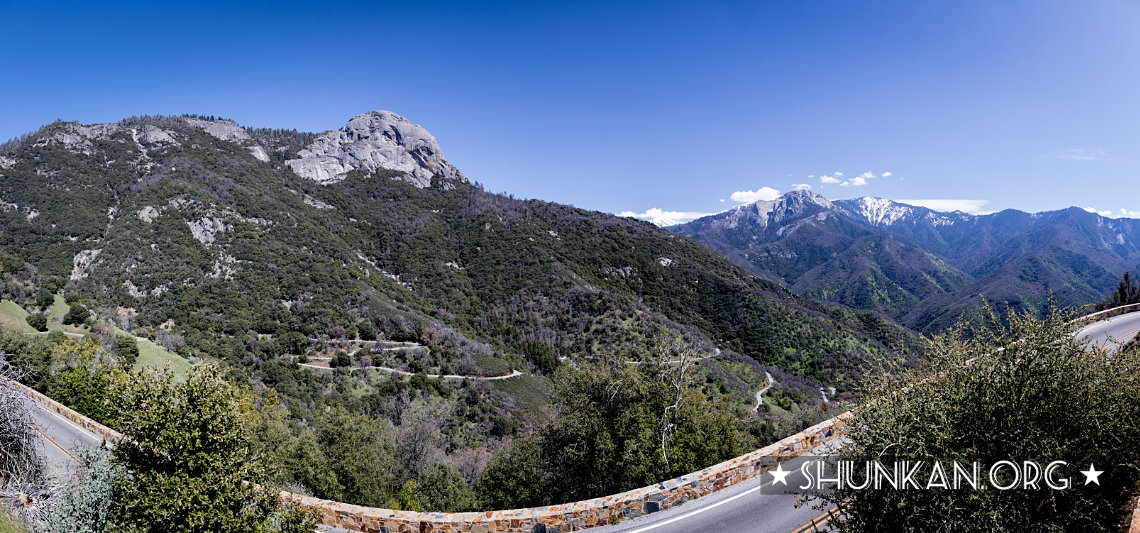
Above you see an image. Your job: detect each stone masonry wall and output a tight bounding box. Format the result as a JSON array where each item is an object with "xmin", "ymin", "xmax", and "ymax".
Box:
[
  {"xmin": 281, "ymin": 412, "xmax": 852, "ymax": 533},
  {"xmin": 7, "ymin": 379, "xmax": 122, "ymax": 444},
  {"xmin": 8, "ymin": 373, "xmax": 849, "ymax": 532}
]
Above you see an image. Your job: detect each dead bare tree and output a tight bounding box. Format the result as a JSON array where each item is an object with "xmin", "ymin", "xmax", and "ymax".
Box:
[
  {"xmin": 0, "ymin": 353, "xmax": 55, "ymax": 528},
  {"xmin": 654, "ymin": 333, "xmax": 700, "ymax": 473},
  {"xmin": 0, "ymin": 356, "xmax": 44, "ymax": 487}
]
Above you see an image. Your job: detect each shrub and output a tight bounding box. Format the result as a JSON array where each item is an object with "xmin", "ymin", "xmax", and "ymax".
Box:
[
  {"xmin": 61, "ymin": 304, "xmax": 90, "ymax": 327},
  {"xmin": 38, "ymin": 450, "xmax": 120, "ymax": 533},
  {"xmin": 818, "ymin": 306, "xmax": 1140, "ymax": 532},
  {"xmin": 107, "ymin": 366, "xmax": 312, "ymax": 532},
  {"xmin": 329, "ymin": 351, "xmax": 351, "ymax": 368},
  {"xmin": 416, "ymin": 462, "xmax": 477, "ymax": 512},
  {"xmin": 24, "ymin": 313, "xmax": 47, "ymax": 332},
  {"xmin": 33, "ymin": 289, "xmax": 54, "ymax": 312},
  {"xmin": 113, "ymin": 334, "xmax": 139, "ymax": 368}
]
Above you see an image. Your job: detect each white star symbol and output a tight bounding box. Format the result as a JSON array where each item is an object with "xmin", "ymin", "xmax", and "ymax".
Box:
[
  {"xmin": 1081, "ymin": 464, "xmax": 1103, "ymax": 486},
  {"xmin": 770, "ymin": 463, "xmax": 792, "ymax": 486}
]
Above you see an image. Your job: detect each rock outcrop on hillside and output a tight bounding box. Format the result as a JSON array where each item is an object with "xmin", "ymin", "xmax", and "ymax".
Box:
[{"xmin": 286, "ymin": 110, "xmax": 467, "ymax": 188}]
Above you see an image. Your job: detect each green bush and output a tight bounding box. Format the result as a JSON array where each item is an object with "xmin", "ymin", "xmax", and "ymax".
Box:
[
  {"xmin": 415, "ymin": 463, "xmax": 477, "ymax": 512},
  {"xmin": 819, "ymin": 307, "xmax": 1140, "ymax": 532},
  {"xmin": 24, "ymin": 313, "xmax": 47, "ymax": 332},
  {"xmin": 47, "ymin": 339, "xmax": 115, "ymax": 426},
  {"xmin": 33, "ymin": 289, "xmax": 54, "ymax": 312},
  {"xmin": 114, "ymin": 334, "xmax": 139, "ymax": 368},
  {"xmin": 62, "ymin": 304, "xmax": 90, "ymax": 327},
  {"xmin": 107, "ymin": 365, "xmax": 314, "ymax": 532},
  {"xmin": 329, "ymin": 351, "xmax": 351, "ymax": 368}
]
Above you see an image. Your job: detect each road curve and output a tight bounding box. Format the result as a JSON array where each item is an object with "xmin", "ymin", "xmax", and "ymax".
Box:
[
  {"xmin": 599, "ymin": 309, "xmax": 1140, "ymax": 533},
  {"xmin": 1075, "ymin": 311, "xmax": 1140, "ymax": 352},
  {"xmin": 752, "ymin": 372, "xmax": 775, "ymax": 412},
  {"xmin": 589, "ymin": 447, "xmax": 838, "ymax": 533}
]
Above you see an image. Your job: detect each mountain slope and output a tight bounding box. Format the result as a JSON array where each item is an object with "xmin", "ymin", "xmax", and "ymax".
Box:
[
  {"xmin": 0, "ymin": 113, "xmax": 914, "ymax": 398},
  {"xmin": 673, "ymin": 191, "xmax": 1140, "ymax": 332}
]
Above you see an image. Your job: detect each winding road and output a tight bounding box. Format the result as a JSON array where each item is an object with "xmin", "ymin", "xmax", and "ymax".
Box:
[
  {"xmin": 16, "ymin": 308, "xmax": 1140, "ymax": 533},
  {"xmin": 591, "ymin": 309, "xmax": 1140, "ymax": 533},
  {"xmin": 297, "ymin": 363, "xmax": 522, "ymax": 381},
  {"xmin": 753, "ymin": 372, "xmax": 775, "ymax": 412}
]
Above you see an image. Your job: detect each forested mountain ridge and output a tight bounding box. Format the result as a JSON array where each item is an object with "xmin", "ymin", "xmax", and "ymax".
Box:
[
  {"xmin": 0, "ymin": 112, "xmax": 916, "ymax": 399},
  {"xmin": 0, "ymin": 111, "xmax": 922, "ymax": 509},
  {"xmin": 673, "ymin": 190, "xmax": 1140, "ymax": 332}
]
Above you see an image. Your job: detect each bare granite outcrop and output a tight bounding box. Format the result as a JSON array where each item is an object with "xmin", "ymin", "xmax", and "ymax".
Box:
[{"xmin": 286, "ymin": 110, "xmax": 467, "ymax": 188}]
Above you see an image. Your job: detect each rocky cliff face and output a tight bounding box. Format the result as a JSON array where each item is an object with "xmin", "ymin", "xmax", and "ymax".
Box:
[{"xmin": 286, "ymin": 110, "xmax": 467, "ymax": 188}]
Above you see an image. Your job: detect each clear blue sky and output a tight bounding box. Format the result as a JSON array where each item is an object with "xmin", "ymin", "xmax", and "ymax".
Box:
[{"xmin": 2, "ymin": 1, "xmax": 1138, "ymax": 223}]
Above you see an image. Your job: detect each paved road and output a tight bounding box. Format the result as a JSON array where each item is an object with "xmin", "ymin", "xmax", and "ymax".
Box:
[
  {"xmin": 1075, "ymin": 311, "xmax": 1140, "ymax": 352},
  {"xmin": 591, "ymin": 448, "xmax": 839, "ymax": 533},
  {"xmin": 599, "ymin": 310, "xmax": 1140, "ymax": 533},
  {"xmin": 298, "ymin": 363, "xmax": 523, "ymax": 381},
  {"xmin": 752, "ymin": 372, "xmax": 775, "ymax": 412},
  {"xmin": 25, "ymin": 399, "xmax": 106, "ymax": 480}
]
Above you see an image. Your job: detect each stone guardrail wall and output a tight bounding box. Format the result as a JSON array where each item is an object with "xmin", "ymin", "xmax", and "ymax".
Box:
[
  {"xmin": 6, "ymin": 372, "xmax": 849, "ymax": 532},
  {"xmin": 6, "ymin": 379, "xmax": 122, "ymax": 445},
  {"xmin": 282, "ymin": 412, "xmax": 852, "ymax": 533},
  {"xmin": 1071, "ymin": 303, "xmax": 1140, "ymax": 327}
]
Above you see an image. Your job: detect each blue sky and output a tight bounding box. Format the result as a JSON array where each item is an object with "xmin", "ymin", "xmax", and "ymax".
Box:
[{"xmin": 2, "ymin": 1, "xmax": 1138, "ymax": 224}]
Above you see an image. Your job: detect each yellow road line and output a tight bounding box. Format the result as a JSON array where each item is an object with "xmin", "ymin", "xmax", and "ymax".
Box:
[
  {"xmin": 29, "ymin": 423, "xmax": 78, "ymax": 463},
  {"xmin": 789, "ymin": 507, "xmax": 837, "ymax": 533},
  {"xmin": 1108, "ymin": 326, "xmax": 1140, "ymax": 348}
]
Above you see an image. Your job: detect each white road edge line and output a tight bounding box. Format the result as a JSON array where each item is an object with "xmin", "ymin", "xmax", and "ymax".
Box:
[
  {"xmin": 33, "ymin": 401, "xmax": 102, "ymax": 443},
  {"xmin": 618, "ymin": 478, "xmax": 779, "ymax": 533}
]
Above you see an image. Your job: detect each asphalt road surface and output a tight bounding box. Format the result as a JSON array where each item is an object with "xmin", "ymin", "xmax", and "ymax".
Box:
[
  {"xmin": 1076, "ymin": 311, "xmax": 1140, "ymax": 352},
  {"xmin": 590, "ymin": 448, "xmax": 840, "ymax": 533},
  {"xmin": 26, "ymin": 399, "xmax": 106, "ymax": 480}
]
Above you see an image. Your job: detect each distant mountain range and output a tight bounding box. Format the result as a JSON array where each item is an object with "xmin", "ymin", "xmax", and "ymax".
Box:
[{"xmin": 672, "ymin": 190, "xmax": 1140, "ymax": 332}]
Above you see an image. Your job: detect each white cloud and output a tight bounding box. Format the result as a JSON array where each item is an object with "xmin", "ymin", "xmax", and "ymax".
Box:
[
  {"xmin": 1052, "ymin": 148, "xmax": 1110, "ymax": 161},
  {"xmin": 792, "ymin": 183, "xmax": 812, "ymax": 191},
  {"xmin": 881, "ymin": 171, "xmax": 893, "ymax": 178},
  {"xmin": 618, "ymin": 208, "xmax": 716, "ymax": 226},
  {"xmin": 841, "ymin": 171, "xmax": 878, "ymax": 187},
  {"xmin": 1085, "ymin": 206, "xmax": 1140, "ymax": 219},
  {"xmin": 820, "ymin": 170, "xmax": 889, "ymax": 187},
  {"xmin": 729, "ymin": 187, "xmax": 781, "ymax": 204},
  {"xmin": 896, "ymin": 199, "xmax": 992, "ymax": 215}
]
